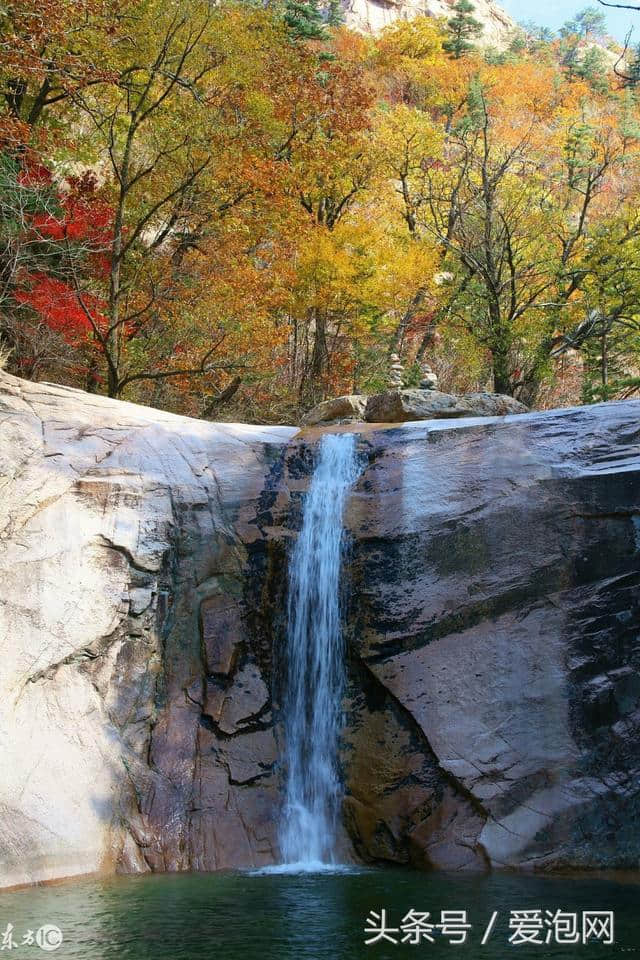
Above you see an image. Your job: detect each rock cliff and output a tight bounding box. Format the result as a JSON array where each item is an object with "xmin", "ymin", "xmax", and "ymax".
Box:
[
  {"xmin": 341, "ymin": 0, "xmax": 516, "ymax": 45},
  {"xmin": 0, "ymin": 373, "xmax": 295, "ymax": 888},
  {"xmin": 1, "ymin": 372, "xmax": 639, "ymax": 887},
  {"xmin": 338, "ymin": 410, "xmax": 640, "ymax": 870}
]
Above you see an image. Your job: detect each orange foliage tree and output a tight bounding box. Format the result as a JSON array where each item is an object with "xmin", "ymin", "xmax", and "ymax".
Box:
[{"xmin": 2, "ymin": 2, "xmax": 640, "ymax": 417}]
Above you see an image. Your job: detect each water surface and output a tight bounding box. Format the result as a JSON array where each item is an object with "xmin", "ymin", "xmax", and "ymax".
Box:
[{"xmin": 0, "ymin": 867, "xmax": 638, "ymax": 959}]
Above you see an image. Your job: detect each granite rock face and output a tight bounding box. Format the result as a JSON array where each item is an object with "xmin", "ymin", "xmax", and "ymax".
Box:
[
  {"xmin": 302, "ymin": 394, "xmax": 368, "ymax": 426},
  {"xmin": 342, "ymin": 0, "xmax": 515, "ymax": 45},
  {"xmin": 0, "ymin": 372, "xmax": 294, "ymax": 888},
  {"xmin": 364, "ymin": 389, "xmax": 528, "ymax": 423},
  {"xmin": 304, "ymin": 389, "xmax": 528, "ymax": 425},
  {"xmin": 1, "ymin": 371, "xmax": 639, "ymax": 887},
  {"xmin": 336, "ymin": 405, "xmax": 640, "ymax": 870}
]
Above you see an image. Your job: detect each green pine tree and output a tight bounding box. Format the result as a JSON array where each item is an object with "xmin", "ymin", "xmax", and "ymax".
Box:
[
  {"xmin": 562, "ymin": 6, "xmax": 606, "ymax": 41},
  {"xmin": 443, "ymin": 0, "xmax": 483, "ymax": 59},
  {"xmin": 326, "ymin": 0, "xmax": 344, "ymax": 28},
  {"xmin": 575, "ymin": 46, "xmax": 609, "ymax": 93},
  {"xmin": 559, "ymin": 31, "xmax": 581, "ymax": 81},
  {"xmin": 284, "ymin": 0, "xmax": 327, "ymax": 41},
  {"xmin": 626, "ymin": 42, "xmax": 640, "ymax": 87}
]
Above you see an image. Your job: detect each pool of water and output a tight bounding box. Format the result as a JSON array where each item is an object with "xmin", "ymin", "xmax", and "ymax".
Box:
[{"xmin": 0, "ymin": 867, "xmax": 638, "ymax": 959}]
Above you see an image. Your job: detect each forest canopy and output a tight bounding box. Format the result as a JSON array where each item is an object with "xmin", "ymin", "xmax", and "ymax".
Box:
[{"xmin": 1, "ymin": 0, "xmax": 640, "ymax": 422}]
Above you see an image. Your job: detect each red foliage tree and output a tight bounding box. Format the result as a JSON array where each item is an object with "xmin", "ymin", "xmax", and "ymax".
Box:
[{"xmin": 7, "ymin": 156, "xmax": 113, "ymax": 376}]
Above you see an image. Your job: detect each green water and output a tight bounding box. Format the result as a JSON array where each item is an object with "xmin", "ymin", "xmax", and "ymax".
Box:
[{"xmin": 0, "ymin": 868, "xmax": 638, "ymax": 959}]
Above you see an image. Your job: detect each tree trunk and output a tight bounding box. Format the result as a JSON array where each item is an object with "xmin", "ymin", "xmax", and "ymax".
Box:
[
  {"xmin": 202, "ymin": 377, "xmax": 242, "ymax": 418},
  {"xmin": 389, "ymin": 287, "xmax": 426, "ymax": 358},
  {"xmin": 309, "ymin": 307, "xmax": 328, "ymax": 400},
  {"xmin": 601, "ymin": 325, "xmax": 608, "ymax": 389},
  {"xmin": 492, "ymin": 337, "xmax": 512, "ymax": 395},
  {"xmin": 106, "ymin": 117, "xmax": 136, "ymax": 398}
]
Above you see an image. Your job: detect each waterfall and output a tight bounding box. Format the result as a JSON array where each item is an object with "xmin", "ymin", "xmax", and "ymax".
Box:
[{"xmin": 279, "ymin": 432, "xmax": 362, "ymax": 869}]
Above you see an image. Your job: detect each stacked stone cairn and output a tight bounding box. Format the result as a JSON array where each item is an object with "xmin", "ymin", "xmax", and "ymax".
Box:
[
  {"xmin": 388, "ymin": 353, "xmax": 405, "ymax": 388},
  {"xmin": 419, "ymin": 360, "xmax": 439, "ymax": 391}
]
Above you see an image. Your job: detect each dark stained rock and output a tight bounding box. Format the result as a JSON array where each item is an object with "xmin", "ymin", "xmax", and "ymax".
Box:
[
  {"xmin": 339, "ymin": 402, "xmax": 640, "ymax": 869},
  {"xmin": 341, "ymin": 667, "xmax": 488, "ymax": 870},
  {"xmin": 204, "ymin": 663, "xmax": 270, "ymax": 734},
  {"xmin": 200, "ymin": 592, "xmax": 243, "ymax": 676}
]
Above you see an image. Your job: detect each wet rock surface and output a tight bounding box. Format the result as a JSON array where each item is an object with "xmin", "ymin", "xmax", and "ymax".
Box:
[{"xmin": 340, "ymin": 404, "xmax": 640, "ymax": 870}]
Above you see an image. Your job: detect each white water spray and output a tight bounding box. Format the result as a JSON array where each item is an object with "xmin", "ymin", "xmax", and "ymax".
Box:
[{"xmin": 279, "ymin": 432, "xmax": 362, "ymax": 869}]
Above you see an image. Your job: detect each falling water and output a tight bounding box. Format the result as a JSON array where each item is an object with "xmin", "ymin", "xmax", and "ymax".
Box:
[{"xmin": 279, "ymin": 432, "xmax": 362, "ymax": 869}]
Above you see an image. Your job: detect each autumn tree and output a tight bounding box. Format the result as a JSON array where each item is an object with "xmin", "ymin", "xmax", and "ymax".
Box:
[
  {"xmin": 55, "ymin": 1, "xmax": 313, "ymax": 402},
  {"xmin": 389, "ymin": 64, "xmax": 639, "ymax": 400},
  {"xmin": 0, "ymin": 152, "xmax": 114, "ymax": 384},
  {"xmin": 556, "ymin": 207, "xmax": 640, "ymax": 400},
  {"xmin": 277, "ymin": 39, "xmax": 377, "ymax": 405},
  {"xmin": 2, "ymin": 0, "xmax": 640, "ymax": 418},
  {"xmin": 0, "ymin": 0, "xmax": 118, "ymax": 144},
  {"xmin": 369, "ymin": 19, "xmax": 447, "ymax": 364}
]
